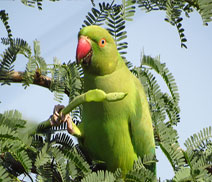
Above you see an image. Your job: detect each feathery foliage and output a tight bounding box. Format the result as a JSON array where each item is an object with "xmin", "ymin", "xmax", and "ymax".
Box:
[
  {"xmin": 197, "ymin": 0, "xmax": 212, "ymax": 25},
  {"xmin": 49, "ymin": 58, "xmax": 66, "ymax": 102},
  {"xmin": 106, "ymin": 4, "xmax": 128, "ymax": 59},
  {"xmin": 164, "ymin": 0, "xmax": 187, "ymax": 48},
  {"xmin": 81, "ymin": 170, "xmax": 115, "ymax": 182},
  {"xmin": 0, "ymin": 0, "xmax": 212, "ymax": 181},
  {"xmin": 0, "ymin": 166, "xmax": 11, "ymax": 182},
  {"xmin": 82, "ymin": 2, "xmax": 112, "ymax": 27},
  {"xmin": 0, "ymin": 10, "xmax": 12, "ymax": 42},
  {"xmin": 125, "ymin": 157, "xmax": 156, "ymax": 182},
  {"xmin": 133, "ymin": 55, "xmax": 188, "ymax": 176},
  {"xmin": 137, "ymin": 0, "xmax": 212, "ymax": 48},
  {"xmin": 0, "ymin": 45, "xmax": 18, "ymax": 83},
  {"xmin": 21, "ymin": 0, "xmax": 59, "ymax": 10},
  {"xmin": 172, "ymin": 127, "xmax": 212, "ymax": 181},
  {"xmin": 19, "ymin": 0, "xmax": 212, "ymax": 47},
  {"xmin": 0, "ymin": 110, "xmax": 93, "ymax": 181},
  {"xmin": 65, "ymin": 62, "xmax": 84, "ymax": 124}
]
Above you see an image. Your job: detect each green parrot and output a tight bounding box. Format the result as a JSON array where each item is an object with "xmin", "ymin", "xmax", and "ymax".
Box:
[{"xmin": 71, "ymin": 25, "xmax": 155, "ymax": 175}]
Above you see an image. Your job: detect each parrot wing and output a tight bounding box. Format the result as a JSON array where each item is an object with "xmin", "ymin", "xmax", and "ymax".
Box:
[{"xmin": 129, "ymin": 76, "xmax": 156, "ymax": 171}]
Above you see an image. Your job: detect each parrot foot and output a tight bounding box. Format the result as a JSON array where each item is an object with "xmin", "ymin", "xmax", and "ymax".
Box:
[
  {"xmin": 50, "ymin": 104, "xmax": 74, "ymax": 134},
  {"xmin": 50, "ymin": 104, "xmax": 82, "ymax": 137}
]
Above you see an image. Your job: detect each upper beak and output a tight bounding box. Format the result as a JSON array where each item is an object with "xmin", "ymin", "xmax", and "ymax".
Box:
[{"xmin": 76, "ymin": 36, "xmax": 92, "ymax": 64}]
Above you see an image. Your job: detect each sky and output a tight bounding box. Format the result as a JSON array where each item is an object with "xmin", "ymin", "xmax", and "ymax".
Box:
[{"xmin": 0, "ymin": 0, "xmax": 212, "ymax": 181}]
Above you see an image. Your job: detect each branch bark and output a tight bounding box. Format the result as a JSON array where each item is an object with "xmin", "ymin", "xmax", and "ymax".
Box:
[{"xmin": 0, "ymin": 71, "xmax": 70, "ymax": 96}]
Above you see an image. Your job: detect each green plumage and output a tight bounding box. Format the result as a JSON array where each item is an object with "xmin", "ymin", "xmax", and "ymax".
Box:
[{"xmin": 76, "ymin": 25, "xmax": 155, "ymax": 175}]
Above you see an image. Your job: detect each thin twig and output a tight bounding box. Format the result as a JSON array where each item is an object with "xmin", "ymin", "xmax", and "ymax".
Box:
[{"xmin": 0, "ymin": 71, "xmax": 70, "ymax": 96}]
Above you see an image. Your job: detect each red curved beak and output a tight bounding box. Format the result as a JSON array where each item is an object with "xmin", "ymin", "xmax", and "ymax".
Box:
[{"xmin": 76, "ymin": 36, "xmax": 91, "ymax": 64}]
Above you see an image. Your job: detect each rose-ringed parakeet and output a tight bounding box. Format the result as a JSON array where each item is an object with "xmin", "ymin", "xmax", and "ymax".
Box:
[
  {"xmin": 53, "ymin": 25, "xmax": 156, "ymax": 175},
  {"xmin": 74, "ymin": 25, "xmax": 156, "ymax": 175}
]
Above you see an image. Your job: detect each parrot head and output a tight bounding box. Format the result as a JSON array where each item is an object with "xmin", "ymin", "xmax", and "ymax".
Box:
[{"xmin": 76, "ymin": 25, "xmax": 119, "ymax": 76}]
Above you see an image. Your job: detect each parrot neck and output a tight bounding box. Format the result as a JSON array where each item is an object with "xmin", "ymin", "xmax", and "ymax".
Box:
[
  {"xmin": 84, "ymin": 54, "xmax": 124, "ymax": 77},
  {"xmin": 83, "ymin": 55, "xmax": 126, "ymax": 91}
]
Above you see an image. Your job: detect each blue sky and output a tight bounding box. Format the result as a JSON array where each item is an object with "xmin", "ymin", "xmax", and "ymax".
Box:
[{"xmin": 0, "ymin": 0, "xmax": 212, "ymax": 180}]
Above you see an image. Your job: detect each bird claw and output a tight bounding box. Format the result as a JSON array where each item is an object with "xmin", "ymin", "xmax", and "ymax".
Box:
[
  {"xmin": 50, "ymin": 104, "xmax": 64, "ymax": 126},
  {"xmin": 50, "ymin": 104, "xmax": 74, "ymax": 134}
]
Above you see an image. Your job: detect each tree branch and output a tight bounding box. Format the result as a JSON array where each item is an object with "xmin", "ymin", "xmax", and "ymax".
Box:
[{"xmin": 0, "ymin": 71, "xmax": 70, "ymax": 96}]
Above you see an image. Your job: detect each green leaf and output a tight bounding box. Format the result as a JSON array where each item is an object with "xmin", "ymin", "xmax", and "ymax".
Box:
[
  {"xmin": 82, "ymin": 170, "xmax": 115, "ymax": 182},
  {"xmin": 12, "ymin": 150, "xmax": 32, "ymax": 172},
  {"xmin": 173, "ymin": 167, "xmax": 191, "ymax": 181},
  {"xmin": 62, "ymin": 148, "xmax": 91, "ymax": 176},
  {"xmin": 184, "ymin": 126, "xmax": 212, "ymax": 151},
  {"xmin": 35, "ymin": 143, "xmax": 51, "ymax": 167},
  {"xmin": 0, "ymin": 166, "xmax": 11, "ymax": 182},
  {"xmin": 0, "ymin": 10, "xmax": 13, "ymax": 41},
  {"xmin": 141, "ymin": 55, "xmax": 180, "ymax": 104}
]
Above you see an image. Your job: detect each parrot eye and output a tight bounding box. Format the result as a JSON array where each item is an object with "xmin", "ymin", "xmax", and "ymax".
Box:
[{"xmin": 99, "ymin": 38, "xmax": 106, "ymax": 48}]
